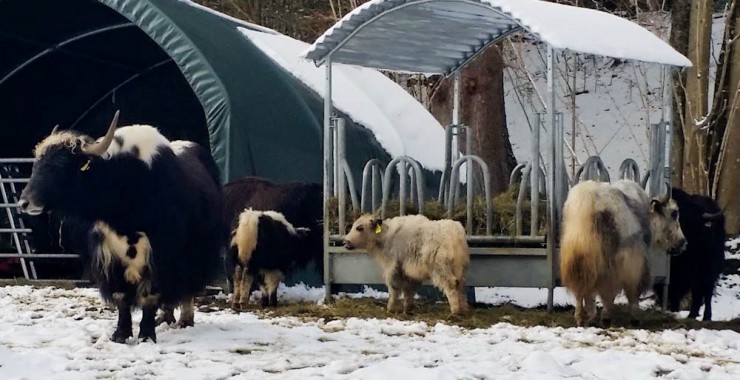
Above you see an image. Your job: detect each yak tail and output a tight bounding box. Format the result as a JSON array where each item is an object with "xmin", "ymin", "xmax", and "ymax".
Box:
[
  {"xmin": 232, "ymin": 209, "xmax": 260, "ymax": 265},
  {"xmin": 559, "ymin": 182, "xmax": 605, "ymax": 297}
]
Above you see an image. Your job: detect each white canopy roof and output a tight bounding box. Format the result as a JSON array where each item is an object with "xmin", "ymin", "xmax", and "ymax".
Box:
[{"xmin": 302, "ymin": 0, "xmax": 692, "ymax": 74}]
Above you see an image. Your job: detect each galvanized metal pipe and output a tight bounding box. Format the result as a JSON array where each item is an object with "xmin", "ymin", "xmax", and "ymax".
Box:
[
  {"xmin": 381, "ymin": 157, "xmax": 425, "ymax": 218},
  {"xmin": 399, "ymin": 161, "xmax": 407, "ymax": 215},
  {"xmin": 546, "ymin": 45, "xmax": 556, "ymax": 312},
  {"xmin": 447, "ymin": 155, "xmax": 492, "ymax": 236},
  {"xmin": 438, "ymin": 124, "xmax": 455, "ymax": 203},
  {"xmin": 531, "ymin": 113, "xmax": 543, "ymax": 236},
  {"xmin": 0, "ymin": 158, "xmax": 34, "ymax": 164},
  {"xmin": 0, "ymin": 253, "xmax": 80, "ymax": 259},
  {"xmin": 515, "ymin": 164, "xmax": 532, "ymax": 236},
  {"xmin": 361, "ymin": 159, "xmax": 384, "ymax": 212},
  {"xmin": 341, "ymin": 161, "xmax": 359, "ymax": 211},
  {"xmin": 322, "ymin": 57, "xmax": 333, "ymax": 303},
  {"xmin": 337, "ymin": 118, "xmax": 347, "ymax": 234},
  {"xmin": 618, "ymin": 158, "xmax": 641, "ymax": 183}
]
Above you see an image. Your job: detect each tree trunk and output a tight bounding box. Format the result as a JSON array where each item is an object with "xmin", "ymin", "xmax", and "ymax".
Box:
[
  {"xmin": 429, "ymin": 45, "xmax": 517, "ymax": 195},
  {"xmin": 715, "ymin": 1, "xmax": 740, "ymax": 235},
  {"xmin": 669, "ymin": 0, "xmax": 692, "ymax": 189},
  {"xmin": 681, "ymin": 0, "xmax": 713, "ymax": 195}
]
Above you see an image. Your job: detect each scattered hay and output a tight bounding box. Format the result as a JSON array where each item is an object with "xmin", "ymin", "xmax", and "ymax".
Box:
[
  {"xmin": 327, "ymin": 186, "xmax": 547, "ymax": 236},
  {"xmin": 204, "ymin": 296, "xmax": 740, "ymax": 332}
]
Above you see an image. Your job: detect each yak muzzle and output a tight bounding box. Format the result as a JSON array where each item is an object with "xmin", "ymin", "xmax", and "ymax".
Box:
[
  {"xmin": 17, "ymin": 197, "xmax": 44, "ymax": 216},
  {"xmin": 343, "ymin": 240, "xmax": 355, "ymax": 250}
]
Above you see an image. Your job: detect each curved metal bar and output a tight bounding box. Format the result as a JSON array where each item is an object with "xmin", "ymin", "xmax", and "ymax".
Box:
[
  {"xmin": 361, "ymin": 159, "xmax": 385, "ymax": 212},
  {"xmin": 0, "ymin": 23, "xmax": 135, "ymax": 88},
  {"xmin": 69, "ymin": 58, "xmax": 172, "ymax": 130},
  {"xmin": 577, "ymin": 156, "xmax": 610, "ymax": 183},
  {"xmin": 618, "ymin": 158, "xmax": 641, "ymax": 183},
  {"xmin": 408, "ymin": 165, "xmax": 417, "ymax": 206},
  {"xmin": 641, "ymin": 169, "xmax": 651, "ymax": 190},
  {"xmin": 381, "ymin": 156, "xmax": 425, "ymax": 218},
  {"xmin": 341, "ymin": 161, "xmax": 360, "ymax": 210},
  {"xmin": 447, "ymin": 155, "xmax": 492, "ymax": 236},
  {"xmin": 509, "ymin": 161, "xmax": 528, "ymax": 189}
]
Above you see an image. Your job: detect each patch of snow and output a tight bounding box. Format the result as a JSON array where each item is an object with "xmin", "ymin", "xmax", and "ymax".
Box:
[
  {"xmin": 302, "ymin": 0, "xmax": 690, "ymax": 67},
  {"xmin": 1, "ymin": 285, "xmax": 739, "ymax": 379},
  {"xmin": 726, "ymin": 237, "xmax": 740, "ymax": 260},
  {"xmin": 237, "ymin": 27, "xmax": 447, "ymax": 171}
]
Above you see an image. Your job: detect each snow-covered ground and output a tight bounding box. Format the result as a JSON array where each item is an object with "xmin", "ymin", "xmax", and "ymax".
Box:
[
  {"xmin": 1, "ymin": 285, "xmax": 739, "ymax": 380},
  {"xmin": 1, "ymin": 248, "xmax": 738, "ymax": 379}
]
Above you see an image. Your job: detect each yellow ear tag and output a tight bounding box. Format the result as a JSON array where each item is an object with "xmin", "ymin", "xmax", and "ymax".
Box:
[
  {"xmin": 80, "ymin": 159, "xmax": 91, "ymax": 171},
  {"xmin": 374, "ymin": 225, "xmax": 382, "ymax": 234}
]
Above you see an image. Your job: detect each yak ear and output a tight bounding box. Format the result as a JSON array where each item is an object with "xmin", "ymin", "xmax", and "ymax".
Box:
[{"xmin": 650, "ymin": 199, "xmax": 662, "ymax": 213}]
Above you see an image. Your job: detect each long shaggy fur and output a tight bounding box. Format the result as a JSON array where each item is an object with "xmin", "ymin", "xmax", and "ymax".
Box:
[
  {"xmin": 559, "ymin": 180, "xmax": 686, "ymax": 326},
  {"xmin": 229, "ymin": 209, "xmax": 311, "ymax": 308},
  {"xmin": 344, "ymin": 214, "xmax": 470, "ymax": 315},
  {"xmin": 21, "ymin": 122, "xmax": 227, "ymax": 343},
  {"xmin": 222, "ymin": 177, "xmax": 323, "ymax": 292}
]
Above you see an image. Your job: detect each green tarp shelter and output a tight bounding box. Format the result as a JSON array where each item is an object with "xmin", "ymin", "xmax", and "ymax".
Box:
[{"xmin": 0, "ymin": 0, "xmax": 394, "ymax": 184}]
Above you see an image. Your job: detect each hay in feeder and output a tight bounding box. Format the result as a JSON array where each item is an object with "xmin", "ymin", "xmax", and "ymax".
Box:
[{"xmin": 326, "ymin": 186, "xmax": 547, "ymax": 236}]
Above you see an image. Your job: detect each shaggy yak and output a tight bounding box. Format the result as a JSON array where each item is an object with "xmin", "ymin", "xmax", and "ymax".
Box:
[
  {"xmin": 228, "ymin": 209, "xmax": 312, "ymax": 309},
  {"xmin": 559, "ymin": 179, "xmax": 687, "ymax": 327},
  {"xmin": 222, "ymin": 177, "xmax": 322, "ymax": 294},
  {"xmin": 343, "ymin": 214, "xmax": 469, "ymax": 315},
  {"xmin": 18, "ymin": 111, "xmax": 227, "ymax": 343},
  {"xmin": 653, "ymin": 187, "xmax": 726, "ymax": 321}
]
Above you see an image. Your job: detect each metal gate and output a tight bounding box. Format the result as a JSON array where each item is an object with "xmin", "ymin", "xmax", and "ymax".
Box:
[{"xmin": 0, "ymin": 158, "xmax": 83, "ymax": 282}]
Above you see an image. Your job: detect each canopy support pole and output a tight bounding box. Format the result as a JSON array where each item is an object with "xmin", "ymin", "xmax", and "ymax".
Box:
[
  {"xmin": 323, "ymin": 57, "xmax": 334, "ymax": 304},
  {"xmin": 546, "ymin": 45, "xmax": 557, "ymax": 313}
]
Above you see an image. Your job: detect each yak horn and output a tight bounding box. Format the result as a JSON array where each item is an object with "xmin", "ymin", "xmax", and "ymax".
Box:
[
  {"xmin": 703, "ymin": 210, "xmax": 724, "ymax": 220},
  {"xmin": 81, "ymin": 110, "xmax": 119, "ymax": 156},
  {"xmin": 51, "ymin": 125, "xmax": 59, "ymax": 134},
  {"xmin": 659, "ymin": 182, "xmax": 671, "ymax": 204}
]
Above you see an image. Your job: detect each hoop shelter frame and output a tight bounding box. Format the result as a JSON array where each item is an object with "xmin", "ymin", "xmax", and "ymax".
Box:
[{"xmin": 304, "ymin": 0, "xmax": 692, "ymax": 308}]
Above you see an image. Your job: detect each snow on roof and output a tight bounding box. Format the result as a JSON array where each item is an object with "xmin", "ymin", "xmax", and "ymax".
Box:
[
  {"xmin": 237, "ymin": 27, "xmax": 446, "ymax": 171},
  {"xmin": 302, "ymin": 0, "xmax": 691, "ymax": 74}
]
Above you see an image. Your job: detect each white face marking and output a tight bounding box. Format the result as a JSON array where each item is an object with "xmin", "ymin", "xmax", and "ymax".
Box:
[{"xmin": 104, "ymin": 125, "xmax": 170, "ymax": 166}]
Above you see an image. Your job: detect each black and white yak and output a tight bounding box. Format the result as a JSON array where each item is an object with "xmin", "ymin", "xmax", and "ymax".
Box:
[
  {"xmin": 654, "ymin": 188, "xmax": 726, "ymax": 321},
  {"xmin": 229, "ymin": 209, "xmax": 312, "ymax": 309},
  {"xmin": 18, "ymin": 111, "xmax": 228, "ymax": 343},
  {"xmin": 222, "ymin": 177, "xmax": 322, "ymax": 294}
]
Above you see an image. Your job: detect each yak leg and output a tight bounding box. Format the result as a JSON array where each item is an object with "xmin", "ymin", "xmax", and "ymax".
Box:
[
  {"xmin": 401, "ymin": 280, "xmax": 420, "ymax": 314},
  {"xmin": 573, "ymin": 293, "xmax": 594, "ymax": 327},
  {"xmin": 688, "ymin": 287, "xmax": 703, "ymax": 319},
  {"xmin": 111, "ymin": 292, "xmax": 133, "ymax": 344},
  {"xmin": 702, "ymin": 287, "xmax": 713, "ymax": 321},
  {"xmin": 598, "ymin": 281, "xmax": 618, "ymax": 327},
  {"xmin": 616, "ymin": 247, "xmax": 646, "ymax": 327},
  {"xmin": 156, "ymin": 304, "xmax": 177, "ymax": 326},
  {"xmin": 232, "ymin": 265, "xmax": 253, "ymax": 311},
  {"xmin": 385, "ymin": 270, "xmax": 402, "ymax": 313},
  {"xmin": 431, "ymin": 270, "xmax": 464, "ymax": 316},
  {"xmin": 262, "ymin": 270, "xmax": 283, "ymax": 307},
  {"xmin": 239, "ymin": 269, "xmax": 254, "ymax": 308},
  {"xmin": 138, "ymin": 294, "xmax": 159, "ymax": 343},
  {"xmin": 177, "ymin": 297, "xmax": 195, "ymax": 328}
]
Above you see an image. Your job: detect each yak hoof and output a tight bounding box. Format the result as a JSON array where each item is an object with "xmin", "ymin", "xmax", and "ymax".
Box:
[
  {"xmin": 111, "ymin": 329, "xmax": 132, "ymax": 344},
  {"xmin": 629, "ymin": 319, "xmax": 641, "ymax": 328},
  {"xmin": 702, "ymin": 316, "xmax": 712, "ymax": 322},
  {"xmin": 177, "ymin": 319, "xmax": 194, "ymax": 329},
  {"xmin": 601, "ymin": 318, "xmax": 612, "ymax": 328},
  {"xmin": 687, "ymin": 312, "xmax": 699, "ymax": 319},
  {"xmin": 138, "ymin": 329, "xmax": 157, "ymax": 343},
  {"xmin": 231, "ymin": 302, "xmax": 246, "ymax": 312},
  {"xmin": 156, "ymin": 314, "xmax": 176, "ymax": 326}
]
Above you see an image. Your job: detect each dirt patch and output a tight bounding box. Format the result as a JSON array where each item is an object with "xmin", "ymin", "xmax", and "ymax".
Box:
[{"xmin": 202, "ymin": 296, "xmax": 740, "ymax": 333}]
